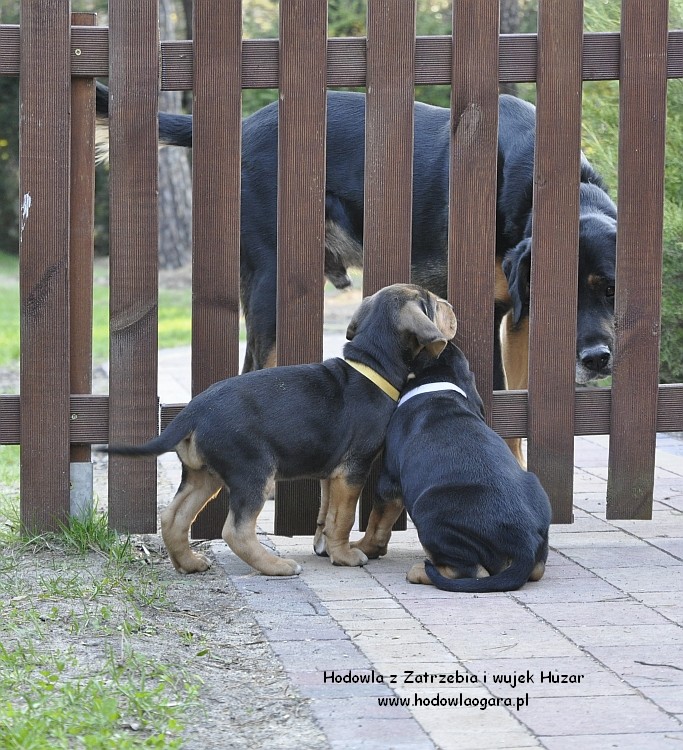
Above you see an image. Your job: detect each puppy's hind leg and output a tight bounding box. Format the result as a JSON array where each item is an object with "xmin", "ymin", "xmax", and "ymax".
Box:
[
  {"xmin": 352, "ymin": 495, "xmax": 404, "ymax": 559},
  {"xmin": 223, "ymin": 485, "xmax": 302, "ymax": 576},
  {"xmin": 313, "ymin": 478, "xmax": 331, "ymax": 556},
  {"xmin": 160, "ymin": 466, "xmax": 223, "ymax": 574}
]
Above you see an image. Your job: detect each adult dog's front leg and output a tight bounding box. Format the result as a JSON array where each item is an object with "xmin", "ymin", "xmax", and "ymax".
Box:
[
  {"xmin": 501, "ymin": 312, "xmax": 529, "ymax": 467},
  {"xmin": 352, "ymin": 495, "xmax": 404, "ymax": 559},
  {"xmin": 323, "ymin": 476, "xmax": 367, "ymax": 567}
]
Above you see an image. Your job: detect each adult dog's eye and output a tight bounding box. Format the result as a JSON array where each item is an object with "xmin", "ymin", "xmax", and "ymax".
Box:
[{"xmin": 605, "ymin": 286, "xmax": 615, "ymax": 299}]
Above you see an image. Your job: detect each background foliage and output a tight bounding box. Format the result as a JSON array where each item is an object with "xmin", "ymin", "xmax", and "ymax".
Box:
[{"xmin": 0, "ymin": 0, "xmax": 681, "ymax": 378}]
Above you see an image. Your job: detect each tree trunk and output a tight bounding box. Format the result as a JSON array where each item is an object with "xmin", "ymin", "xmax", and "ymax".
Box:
[{"xmin": 158, "ymin": 0, "xmax": 192, "ymax": 269}]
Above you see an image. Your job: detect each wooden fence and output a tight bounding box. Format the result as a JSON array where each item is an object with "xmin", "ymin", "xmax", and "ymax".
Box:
[{"xmin": 1, "ymin": 1, "xmax": 682, "ymax": 538}]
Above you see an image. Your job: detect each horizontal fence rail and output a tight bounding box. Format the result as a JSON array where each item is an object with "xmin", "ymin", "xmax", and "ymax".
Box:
[
  {"xmin": 1, "ymin": 26, "xmax": 683, "ymax": 84},
  {"xmin": 4, "ymin": 385, "xmax": 683, "ymax": 444}
]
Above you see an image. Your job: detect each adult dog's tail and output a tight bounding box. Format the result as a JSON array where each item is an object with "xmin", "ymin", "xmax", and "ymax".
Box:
[
  {"xmin": 95, "ymin": 82, "xmax": 193, "ymax": 163},
  {"xmin": 424, "ymin": 555, "xmax": 538, "ymax": 593}
]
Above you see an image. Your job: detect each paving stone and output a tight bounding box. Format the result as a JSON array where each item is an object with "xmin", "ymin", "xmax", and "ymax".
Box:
[
  {"xmin": 517, "ymin": 694, "xmax": 681, "ymax": 735},
  {"xmin": 460, "ymin": 656, "xmax": 633, "ymax": 698},
  {"xmin": 585, "ymin": 643, "xmax": 683, "ymax": 687},
  {"xmin": 540, "ymin": 732, "xmax": 683, "ymax": 749},
  {"xmin": 588, "ymin": 565, "xmax": 683, "ymax": 593},
  {"xmin": 525, "ymin": 600, "xmax": 669, "ymax": 626},
  {"xmin": 427, "ymin": 622, "xmax": 583, "ymax": 660},
  {"xmin": 321, "ymin": 717, "xmax": 434, "ymax": 749}
]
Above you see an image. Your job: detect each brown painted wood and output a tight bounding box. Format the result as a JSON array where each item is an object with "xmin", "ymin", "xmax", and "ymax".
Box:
[
  {"xmin": 448, "ymin": 0, "xmax": 499, "ymax": 419},
  {"xmin": 526, "ymin": 0, "xmax": 583, "ymax": 524},
  {"xmin": 273, "ymin": 0, "xmax": 328, "ymax": 536},
  {"xmin": 70, "ymin": 12, "xmax": 96, "ymax": 466},
  {"xmin": 107, "ymin": 0, "xmax": 159, "ymax": 534},
  {"xmin": 357, "ymin": 0, "xmax": 415, "ymax": 532},
  {"xmin": 362, "ymin": 0, "xmax": 415, "ymax": 294},
  {"xmin": 190, "ymin": 1, "xmax": 242, "ymax": 540},
  {"xmin": 18, "ymin": 1, "xmax": 71, "ymax": 533},
  {"xmin": 7, "ymin": 385, "xmax": 683, "ymax": 448},
  {"xmin": 607, "ymin": 0, "xmax": 669, "ymax": 520},
  {"xmin": 2, "ymin": 28, "xmax": 683, "ymax": 85}
]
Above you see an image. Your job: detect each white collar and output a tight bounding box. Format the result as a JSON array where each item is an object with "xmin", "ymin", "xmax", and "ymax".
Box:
[{"xmin": 397, "ymin": 381, "xmax": 468, "ymax": 408}]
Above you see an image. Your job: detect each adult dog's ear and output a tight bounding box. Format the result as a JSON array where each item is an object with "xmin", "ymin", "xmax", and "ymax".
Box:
[
  {"xmin": 401, "ymin": 297, "xmax": 457, "ymax": 358},
  {"xmin": 502, "ymin": 239, "xmax": 531, "ymax": 326}
]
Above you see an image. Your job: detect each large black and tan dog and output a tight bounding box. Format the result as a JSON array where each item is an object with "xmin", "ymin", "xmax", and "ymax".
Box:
[
  {"xmin": 353, "ymin": 342, "xmax": 552, "ymax": 592},
  {"xmin": 106, "ymin": 284, "xmax": 456, "ymax": 577},
  {"xmin": 95, "ymin": 87, "xmax": 616, "ymax": 394}
]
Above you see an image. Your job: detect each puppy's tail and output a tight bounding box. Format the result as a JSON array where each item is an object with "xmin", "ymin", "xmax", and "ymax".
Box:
[
  {"xmin": 95, "ymin": 81, "xmax": 193, "ymax": 164},
  {"xmin": 424, "ymin": 555, "xmax": 539, "ymax": 593},
  {"xmin": 104, "ymin": 412, "xmax": 194, "ymax": 459}
]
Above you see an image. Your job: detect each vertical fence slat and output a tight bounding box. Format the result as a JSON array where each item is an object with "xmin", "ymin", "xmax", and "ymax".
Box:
[
  {"xmin": 362, "ymin": 0, "xmax": 415, "ymax": 294},
  {"xmin": 358, "ymin": 0, "xmax": 415, "ymax": 531},
  {"xmin": 18, "ymin": 1, "xmax": 71, "ymax": 533},
  {"xmin": 527, "ymin": 0, "xmax": 584, "ymax": 524},
  {"xmin": 274, "ymin": 0, "xmax": 328, "ymax": 536},
  {"xmin": 448, "ymin": 0, "xmax": 499, "ymax": 418},
  {"xmin": 107, "ymin": 1, "xmax": 159, "ymax": 533},
  {"xmin": 70, "ymin": 12, "xmax": 96, "ymax": 475},
  {"xmin": 190, "ymin": 2, "xmax": 242, "ymax": 540},
  {"xmin": 607, "ymin": 0, "xmax": 669, "ymax": 519}
]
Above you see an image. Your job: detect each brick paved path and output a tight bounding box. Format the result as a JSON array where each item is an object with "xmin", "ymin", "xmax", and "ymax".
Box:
[{"xmin": 158, "ymin": 343, "xmax": 683, "ymax": 750}]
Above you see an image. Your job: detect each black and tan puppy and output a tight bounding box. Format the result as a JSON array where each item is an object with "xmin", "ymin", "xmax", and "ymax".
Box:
[
  {"xmin": 106, "ymin": 284, "xmax": 456, "ymax": 577},
  {"xmin": 353, "ymin": 342, "xmax": 551, "ymax": 592}
]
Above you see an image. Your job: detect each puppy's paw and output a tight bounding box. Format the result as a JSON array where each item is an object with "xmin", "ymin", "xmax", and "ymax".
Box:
[
  {"xmin": 406, "ymin": 561, "xmax": 432, "ymax": 585},
  {"xmin": 351, "ymin": 537, "xmax": 388, "ymax": 559},
  {"xmin": 313, "ymin": 527, "xmax": 329, "ymax": 557},
  {"xmin": 174, "ymin": 552, "xmax": 212, "ymax": 575},
  {"xmin": 263, "ymin": 557, "xmax": 302, "ymax": 576},
  {"xmin": 329, "ymin": 546, "xmax": 368, "ymax": 567}
]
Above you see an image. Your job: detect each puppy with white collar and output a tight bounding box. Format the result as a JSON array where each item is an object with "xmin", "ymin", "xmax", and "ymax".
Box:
[{"xmin": 353, "ymin": 342, "xmax": 552, "ymax": 592}]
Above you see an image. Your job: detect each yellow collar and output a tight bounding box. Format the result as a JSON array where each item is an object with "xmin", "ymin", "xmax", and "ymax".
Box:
[{"xmin": 344, "ymin": 359, "xmax": 400, "ymax": 402}]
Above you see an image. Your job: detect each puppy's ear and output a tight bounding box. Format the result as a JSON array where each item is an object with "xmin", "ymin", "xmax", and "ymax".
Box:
[
  {"xmin": 502, "ymin": 239, "xmax": 531, "ymax": 326},
  {"xmin": 346, "ymin": 293, "xmax": 376, "ymax": 340},
  {"xmin": 400, "ymin": 298, "xmax": 455, "ymax": 358}
]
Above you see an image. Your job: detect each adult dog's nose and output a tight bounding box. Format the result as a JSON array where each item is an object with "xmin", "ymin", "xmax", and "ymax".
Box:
[{"xmin": 580, "ymin": 345, "xmax": 611, "ymax": 373}]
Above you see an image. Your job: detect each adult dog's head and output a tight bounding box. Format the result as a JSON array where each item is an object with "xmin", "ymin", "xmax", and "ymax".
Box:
[{"xmin": 502, "ymin": 185, "xmax": 616, "ymax": 385}]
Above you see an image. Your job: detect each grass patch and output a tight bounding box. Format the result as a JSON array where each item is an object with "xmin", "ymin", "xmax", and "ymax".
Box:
[
  {"xmin": 0, "ymin": 509, "xmax": 199, "ymax": 749},
  {"xmin": 0, "ymin": 252, "xmax": 193, "ymax": 368}
]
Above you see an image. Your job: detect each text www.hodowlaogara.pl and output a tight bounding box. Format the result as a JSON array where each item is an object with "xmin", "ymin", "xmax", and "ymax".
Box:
[{"xmin": 322, "ymin": 669, "xmax": 586, "ymax": 710}]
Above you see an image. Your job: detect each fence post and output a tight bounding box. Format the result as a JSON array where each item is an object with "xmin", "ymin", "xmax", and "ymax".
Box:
[
  {"xmin": 107, "ymin": 0, "xmax": 160, "ymax": 533},
  {"xmin": 273, "ymin": 0, "xmax": 328, "ymax": 536},
  {"xmin": 448, "ymin": 0, "xmax": 499, "ymax": 417},
  {"xmin": 607, "ymin": 0, "xmax": 669, "ymax": 519},
  {"xmin": 526, "ymin": 0, "xmax": 584, "ymax": 524},
  {"xmin": 18, "ymin": 0, "xmax": 72, "ymax": 533},
  {"xmin": 189, "ymin": 1, "xmax": 243, "ymax": 540}
]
